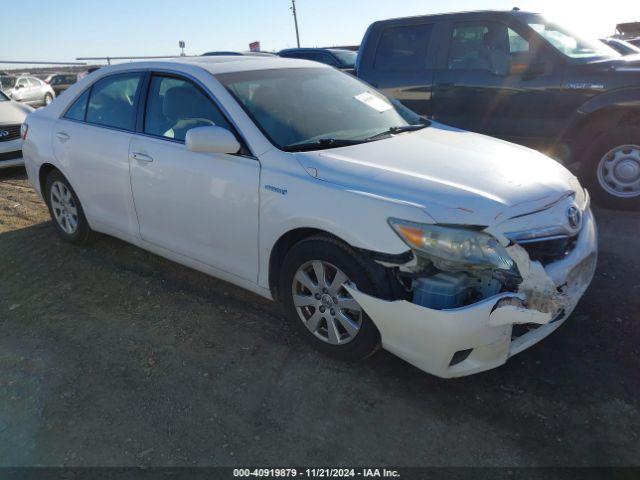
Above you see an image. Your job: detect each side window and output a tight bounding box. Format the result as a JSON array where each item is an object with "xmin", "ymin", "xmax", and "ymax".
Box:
[
  {"xmin": 508, "ymin": 28, "xmax": 533, "ymax": 74},
  {"xmin": 64, "ymin": 89, "xmax": 91, "ymax": 122},
  {"xmin": 374, "ymin": 24, "xmax": 433, "ymax": 71},
  {"xmin": 144, "ymin": 75, "xmax": 232, "ymax": 142},
  {"xmin": 448, "ymin": 22, "xmax": 510, "ymax": 75},
  {"xmin": 28, "ymin": 78, "xmax": 41, "ymax": 87},
  {"xmin": 318, "ymin": 53, "xmax": 339, "ymax": 67},
  {"xmin": 17, "ymin": 78, "xmax": 28, "ymax": 88},
  {"xmin": 86, "ymin": 73, "xmax": 142, "ymax": 131}
]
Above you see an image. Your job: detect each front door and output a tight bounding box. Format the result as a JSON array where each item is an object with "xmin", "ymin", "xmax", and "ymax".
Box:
[
  {"xmin": 129, "ymin": 74, "xmax": 260, "ymax": 282},
  {"xmin": 432, "ymin": 20, "xmax": 564, "ymax": 147}
]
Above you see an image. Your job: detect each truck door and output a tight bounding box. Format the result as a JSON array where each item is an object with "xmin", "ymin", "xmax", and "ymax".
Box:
[
  {"xmin": 432, "ymin": 20, "xmax": 566, "ymax": 149},
  {"xmin": 360, "ymin": 23, "xmax": 437, "ymax": 116}
]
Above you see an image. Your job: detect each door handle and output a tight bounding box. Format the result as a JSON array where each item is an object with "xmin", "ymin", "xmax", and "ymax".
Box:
[
  {"xmin": 56, "ymin": 131, "xmax": 70, "ymax": 142},
  {"xmin": 130, "ymin": 152, "xmax": 154, "ymax": 163}
]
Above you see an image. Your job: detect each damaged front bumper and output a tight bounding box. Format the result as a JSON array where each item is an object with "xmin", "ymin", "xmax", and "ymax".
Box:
[{"xmin": 346, "ymin": 208, "xmax": 598, "ymax": 378}]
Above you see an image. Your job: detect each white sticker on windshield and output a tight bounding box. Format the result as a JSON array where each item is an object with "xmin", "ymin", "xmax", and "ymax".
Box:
[{"xmin": 355, "ymin": 92, "xmax": 393, "ymax": 113}]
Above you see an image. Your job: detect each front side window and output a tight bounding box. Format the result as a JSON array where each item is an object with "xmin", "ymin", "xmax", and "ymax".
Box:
[
  {"xmin": 0, "ymin": 90, "xmax": 8, "ymax": 101},
  {"xmin": 448, "ymin": 22, "xmax": 520, "ymax": 76},
  {"xmin": 86, "ymin": 73, "xmax": 142, "ymax": 131},
  {"xmin": 527, "ymin": 17, "xmax": 619, "ymax": 59},
  {"xmin": 144, "ymin": 75, "xmax": 232, "ymax": 142},
  {"xmin": 374, "ymin": 24, "xmax": 433, "ymax": 71},
  {"xmin": 218, "ymin": 68, "xmax": 421, "ymax": 150},
  {"xmin": 17, "ymin": 78, "xmax": 28, "ymax": 88}
]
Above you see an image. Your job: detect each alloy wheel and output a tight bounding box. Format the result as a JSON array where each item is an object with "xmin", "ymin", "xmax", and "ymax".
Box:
[
  {"xmin": 291, "ymin": 260, "xmax": 363, "ymax": 345},
  {"xmin": 50, "ymin": 181, "xmax": 79, "ymax": 235}
]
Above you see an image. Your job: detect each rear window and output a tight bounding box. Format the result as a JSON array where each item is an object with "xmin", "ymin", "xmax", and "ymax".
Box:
[
  {"xmin": 374, "ymin": 24, "xmax": 433, "ymax": 71},
  {"xmin": 85, "ymin": 73, "xmax": 142, "ymax": 131}
]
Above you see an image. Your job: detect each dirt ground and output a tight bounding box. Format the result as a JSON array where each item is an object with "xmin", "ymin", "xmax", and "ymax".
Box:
[{"xmin": 0, "ymin": 166, "xmax": 638, "ymax": 467}]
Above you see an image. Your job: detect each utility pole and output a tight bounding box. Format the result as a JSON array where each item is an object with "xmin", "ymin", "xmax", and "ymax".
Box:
[{"xmin": 291, "ymin": 0, "xmax": 301, "ymax": 48}]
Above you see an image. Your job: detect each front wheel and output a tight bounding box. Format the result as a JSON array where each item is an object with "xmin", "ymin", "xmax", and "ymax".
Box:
[
  {"xmin": 279, "ymin": 236, "xmax": 390, "ymax": 362},
  {"xmin": 582, "ymin": 127, "xmax": 640, "ymax": 210}
]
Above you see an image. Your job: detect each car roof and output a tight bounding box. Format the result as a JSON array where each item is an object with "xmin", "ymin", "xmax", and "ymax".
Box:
[
  {"xmin": 371, "ymin": 9, "xmax": 539, "ymax": 26},
  {"xmin": 95, "ymin": 55, "xmax": 331, "ymax": 76}
]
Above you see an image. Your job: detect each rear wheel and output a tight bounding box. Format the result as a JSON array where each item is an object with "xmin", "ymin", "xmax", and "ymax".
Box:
[
  {"xmin": 44, "ymin": 170, "xmax": 94, "ymax": 245},
  {"xmin": 44, "ymin": 93, "xmax": 53, "ymax": 106},
  {"xmin": 582, "ymin": 127, "xmax": 640, "ymax": 210},
  {"xmin": 279, "ymin": 236, "xmax": 390, "ymax": 362}
]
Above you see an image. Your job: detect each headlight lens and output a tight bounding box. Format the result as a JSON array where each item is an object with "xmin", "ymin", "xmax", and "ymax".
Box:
[{"xmin": 389, "ymin": 219, "xmax": 514, "ymax": 270}]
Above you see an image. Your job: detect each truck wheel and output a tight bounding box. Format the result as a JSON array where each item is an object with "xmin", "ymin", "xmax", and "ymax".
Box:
[
  {"xmin": 279, "ymin": 236, "xmax": 389, "ymax": 362},
  {"xmin": 44, "ymin": 170, "xmax": 94, "ymax": 245},
  {"xmin": 582, "ymin": 127, "xmax": 640, "ymax": 210}
]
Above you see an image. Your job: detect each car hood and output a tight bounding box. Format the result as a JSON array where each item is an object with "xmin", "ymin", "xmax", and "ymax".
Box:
[
  {"xmin": 580, "ymin": 54, "xmax": 640, "ymax": 72},
  {"xmin": 294, "ymin": 123, "xmax": 582, "ymax": 227},
  {"xmin": 0, "ymin": 100, "xmax": 32, "ymax": 124}
]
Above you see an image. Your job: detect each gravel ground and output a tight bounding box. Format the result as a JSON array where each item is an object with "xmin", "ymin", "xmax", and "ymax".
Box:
[{"xmin": 0, "ymin": 166, "xmax": 638, "ymax": 467}]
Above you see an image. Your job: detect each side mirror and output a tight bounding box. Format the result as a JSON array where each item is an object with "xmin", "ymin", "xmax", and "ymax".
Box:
[{"xmin": 185, "ymin": 126, "xmax": 241, "ymax": 155}]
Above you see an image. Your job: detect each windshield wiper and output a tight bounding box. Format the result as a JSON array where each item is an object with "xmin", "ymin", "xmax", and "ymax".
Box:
[
  {"xmin": 364, "ymin": 123, "xmax": 430, "ymax": 142},
  {"xmin": 282, "ymin": 138, "xmax": 364, "ymax": 152}
]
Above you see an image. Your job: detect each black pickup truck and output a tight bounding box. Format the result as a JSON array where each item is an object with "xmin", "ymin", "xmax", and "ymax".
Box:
[{"xmin": 356, "ymin": 9, "xmax": 640, "ymax": 209}]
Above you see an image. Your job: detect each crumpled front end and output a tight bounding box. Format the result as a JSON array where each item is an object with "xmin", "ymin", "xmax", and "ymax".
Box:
[{"xmin": 347, "ymin": 201, "xmax": 597, "ymax": 378}]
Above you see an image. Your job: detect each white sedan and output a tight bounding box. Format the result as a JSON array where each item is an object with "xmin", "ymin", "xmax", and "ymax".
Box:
[
  {"xmin": 0, "ymin": 90, "xmax": 33, "ymax": 168},
  {"xmin": 22, "ymin": 57, "xmax": 597, "ymax": 377}
]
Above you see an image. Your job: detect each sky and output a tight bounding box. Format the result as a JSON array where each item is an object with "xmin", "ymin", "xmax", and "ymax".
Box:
[{"xmin": 1, "ymin": 0, "xmax": 638, "ymax": 67}]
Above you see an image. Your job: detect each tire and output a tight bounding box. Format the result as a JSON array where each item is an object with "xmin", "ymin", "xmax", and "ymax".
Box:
[
  {"xmin": 43, "ymin": 93, "xmax": 53, "ymax": 106},
  {"xmin": 581, "ymin": 127, "xmax": 640, "ymax": 210},
  {"xmin": 279, "ymin": 236, "xmax": 391, "ymax": 362},
  {"xmin": 44, "ymin": 170, "xmax": 94, "ymax": 245}
]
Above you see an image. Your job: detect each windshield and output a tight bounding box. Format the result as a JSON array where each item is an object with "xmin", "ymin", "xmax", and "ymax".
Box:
[
  {"xmin": 331, "ymin": 50, "xmax": 358, "ymax": 68},
  {"xmin": 217, "ymin": 68, "xmax": 419, "ymax": 150},
  {"xmin": 528, "ymin": 18, "xmax": 620, "ymax": 59},
  {"xmin": 0, "ymin": 77, "xmax": 17, "ymax": 89}
]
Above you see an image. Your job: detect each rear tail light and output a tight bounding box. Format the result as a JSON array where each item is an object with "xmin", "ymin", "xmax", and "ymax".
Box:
[{"xmin": 20, "ymin": 123, "xmax": 28, "ymax": 140}]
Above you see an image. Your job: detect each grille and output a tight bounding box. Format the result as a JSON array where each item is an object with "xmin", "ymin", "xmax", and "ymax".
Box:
[
  {"xmin": 0, "ymin": 124, "xmax": 21, "ymax": 142},
  {"xmin": 0, "ymin": 150, "xmax": 22, "ymax": 162},
  {"xmin": 518, "ymin": 235, "xmax": 577, "ymax": 266}
]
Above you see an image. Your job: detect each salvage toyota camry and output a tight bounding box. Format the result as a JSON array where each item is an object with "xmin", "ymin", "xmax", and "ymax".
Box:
[{"xmin": 21, "ymin": 56, "xmax": 597, "ymax": 377}]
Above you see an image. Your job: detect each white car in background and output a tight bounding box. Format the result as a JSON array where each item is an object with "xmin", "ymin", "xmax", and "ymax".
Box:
[
  {"xmin": 3, "ymin": 75, "xmax": 55, "ymax": 107},
  {"xmin": 0, "ymin": 90, "xmax": 32, "ymax": 168},
  {"xmin": 21, "ymin": 57, "xmax": 597, "ymax": 378}
]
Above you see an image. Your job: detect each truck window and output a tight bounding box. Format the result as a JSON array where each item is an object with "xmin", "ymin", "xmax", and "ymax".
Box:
[
  {"xmin": 448, "ymin": 22, "xmax": 511, "ymax": 76},
  {"xmin": 374, "ymin": 24, "xmax": 433, "ymax": 71}
]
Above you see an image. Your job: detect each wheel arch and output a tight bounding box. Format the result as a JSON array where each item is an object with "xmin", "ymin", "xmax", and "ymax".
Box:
[
  {"xmin": 38, "ymin": 163, "xmax": 59, "ymax": 198},
  {"xmin": 268, "ymin": 228, "xmax": 340, "ymax": 300},
  {"xmin": 567, "ymin": 92, "xmax": 640, "ymax": 166}
]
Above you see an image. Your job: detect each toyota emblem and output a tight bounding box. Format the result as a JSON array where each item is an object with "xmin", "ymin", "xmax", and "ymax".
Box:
[
  {"xmin": 567, "ymin": 206, "xmax": 582, "ymax": 230},
  {"xmin": 0, "ymin": 130, "xmax": 9, "ymax": 138}
]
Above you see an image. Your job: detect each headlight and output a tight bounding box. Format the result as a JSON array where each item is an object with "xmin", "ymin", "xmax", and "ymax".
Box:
[{"xmin": 389, "ymin": 219, "xmax": 514, "ymax": 271}]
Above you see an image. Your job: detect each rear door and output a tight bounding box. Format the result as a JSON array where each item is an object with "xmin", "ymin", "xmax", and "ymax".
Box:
[
  {"xmin": 128, "ymin": 73, "xmax": 260, "ymax": 282},
  {"xmin": 359, "ymin": 22, "xmax": 437, "ymax": 116},
  {"xmin": 52, "ymin": 72, "xmax": 143, "ymax": 236}
]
